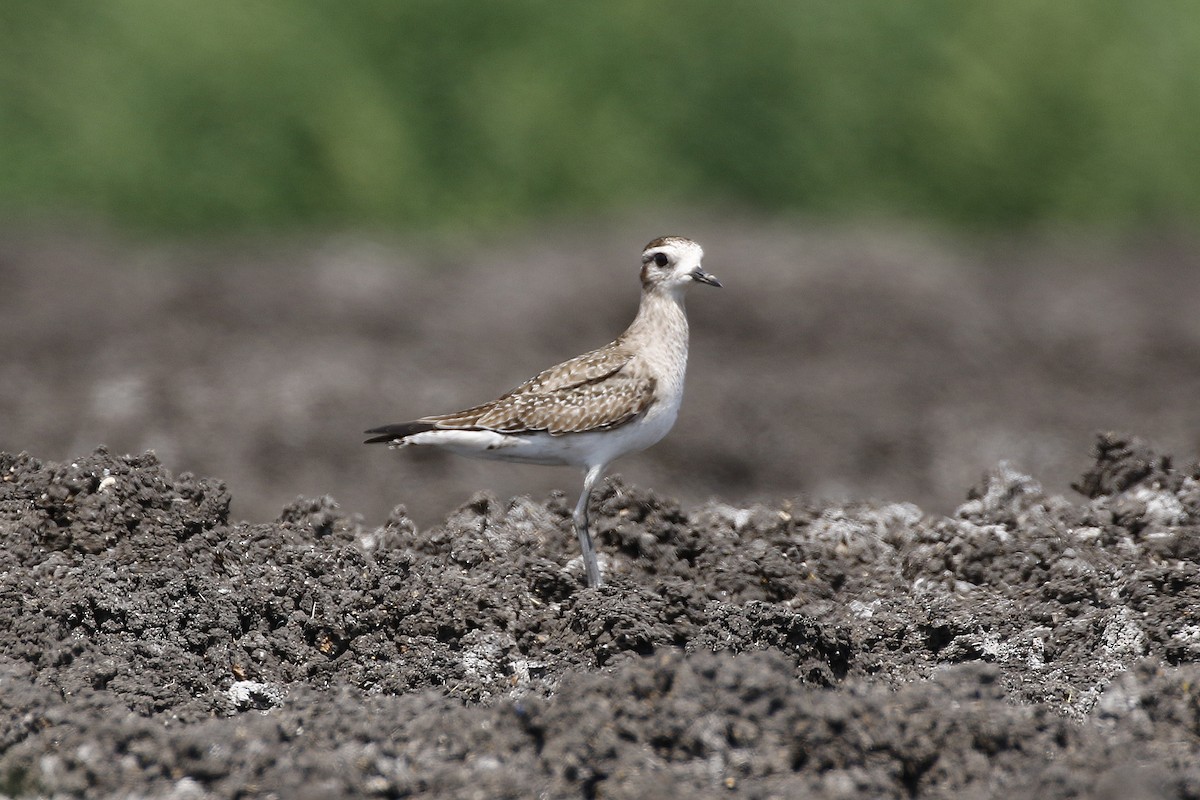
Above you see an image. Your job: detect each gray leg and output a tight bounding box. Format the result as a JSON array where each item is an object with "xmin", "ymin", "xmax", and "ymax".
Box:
[{"xmin": 573, "ymin": 464, "xmax": 606, "ymax": 587}]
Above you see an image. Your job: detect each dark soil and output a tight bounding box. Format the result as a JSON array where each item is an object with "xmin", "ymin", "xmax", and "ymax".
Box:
[
  {"xmin": 2, "ymin": 224, "xmax": 1200, "ymax": 798},
  {"xmin": 1, "ymin": 434, "xmax": 1199, "ymax": 798}
]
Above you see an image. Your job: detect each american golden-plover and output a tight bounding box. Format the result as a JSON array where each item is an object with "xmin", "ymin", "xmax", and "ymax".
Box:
[{"xmin": 365, "ymin": 236, "xmax": 720, "ymax": 587}]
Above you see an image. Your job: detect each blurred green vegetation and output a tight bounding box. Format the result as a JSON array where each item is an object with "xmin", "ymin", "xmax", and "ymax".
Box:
[{"xmin": 1, "ymin": 1, "xmax": 1197, "ymax": 233}]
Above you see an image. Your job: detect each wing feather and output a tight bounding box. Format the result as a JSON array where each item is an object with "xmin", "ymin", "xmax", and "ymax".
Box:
[
  {"xmin": 417, "ymin": 345, "xmax": 654, "ymax": 435},
  {"xmin": 476, "ymin": 373, "xmax": 655, "ymax": 434},
  {"xmin": 513, "ymin": 345, "xmax": 631, "ymax": 393}
]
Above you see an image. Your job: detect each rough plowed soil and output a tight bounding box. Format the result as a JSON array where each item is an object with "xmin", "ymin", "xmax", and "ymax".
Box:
[
  {"xmin": 2, "ymin": 225, "xmax": 1200, "ymax": 797},
  {"xmin": 1, "ymin": 434, "xmax": 1199, "ymax": 798}
]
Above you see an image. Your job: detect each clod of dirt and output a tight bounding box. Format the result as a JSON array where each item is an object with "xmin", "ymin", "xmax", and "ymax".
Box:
[{"xmin": 1073, "ymin": 431, "xmax": 1183, "ymax": 498}]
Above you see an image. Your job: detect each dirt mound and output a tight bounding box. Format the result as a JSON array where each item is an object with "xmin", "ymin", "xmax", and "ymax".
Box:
[{"xmin": 1, "ymin": 434, "xmax": 1199, "ymax": 797}]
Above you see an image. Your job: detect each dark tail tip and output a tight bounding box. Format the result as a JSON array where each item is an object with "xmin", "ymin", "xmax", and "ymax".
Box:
[{"xmin": 363, "ymin": 421, "xmax": 437, "ymax": 444}]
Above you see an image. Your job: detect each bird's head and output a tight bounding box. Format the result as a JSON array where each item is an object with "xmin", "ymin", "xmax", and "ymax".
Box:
[{"xmin": 639, "ymin": 236, "xmax": 721, "ymax": 294}]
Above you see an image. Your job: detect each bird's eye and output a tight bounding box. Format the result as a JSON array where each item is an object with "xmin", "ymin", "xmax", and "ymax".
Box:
[{"xmin": 653, "ymin": 252, "xmax": 669, "ymax": 268}]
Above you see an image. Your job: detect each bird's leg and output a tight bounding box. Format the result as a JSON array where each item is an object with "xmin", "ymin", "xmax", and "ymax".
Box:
[{"xmin": 573, "ymin": 464, "xmax": 606, "ymax": 587}]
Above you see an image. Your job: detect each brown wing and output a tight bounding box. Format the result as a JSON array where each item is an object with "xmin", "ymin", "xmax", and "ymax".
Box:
[
  {"xmin": 476, "ymin": 373, "xmax": 656, "ymax": 434},
  {"xmin": 418, "ymin": 345, "xmax": 654, "ymax": 435},
  {"xmin": 510, "ymin": 344, "xmax": 632, "ymax": 394}
]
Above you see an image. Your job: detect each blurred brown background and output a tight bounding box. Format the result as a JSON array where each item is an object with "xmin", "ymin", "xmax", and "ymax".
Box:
[{"xmin": 4, "ymin": 220, "xmax": 1197, "ymax": 526}]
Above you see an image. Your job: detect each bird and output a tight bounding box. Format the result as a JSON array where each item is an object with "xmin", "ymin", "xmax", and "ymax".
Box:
[{"xmin": 364, "ymin": 236, "xmax": 720, "ymax": 587}]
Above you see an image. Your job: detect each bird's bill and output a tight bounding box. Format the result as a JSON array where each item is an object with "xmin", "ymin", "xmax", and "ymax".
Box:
[{"xmin": 690, "ymin": 268, "xmax": 722, "ymax": 287}]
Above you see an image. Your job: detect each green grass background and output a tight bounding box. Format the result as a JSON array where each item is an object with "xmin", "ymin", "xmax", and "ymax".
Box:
[{"xmin": 2, "ymin": 1, "xmax": 1197, "ymax": 233}]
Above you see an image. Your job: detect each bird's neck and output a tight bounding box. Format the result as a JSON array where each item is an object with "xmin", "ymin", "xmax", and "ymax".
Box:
[{"xmin": 621, "ymin": 287, "xmax": 689, "ymax": 361}]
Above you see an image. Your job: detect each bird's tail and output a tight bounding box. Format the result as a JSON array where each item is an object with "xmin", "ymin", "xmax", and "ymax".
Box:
[{"xmin": 363, "ymin": 421, "xmax": 438, "ymax": 445}]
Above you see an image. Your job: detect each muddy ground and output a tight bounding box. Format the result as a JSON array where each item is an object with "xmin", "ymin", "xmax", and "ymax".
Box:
[
  {"xmin": 2, "ymin": 435, "xmax": 1200, "ymax": 798},
  {"xmin": 1, "ymin": 223, "xmax": 1200, "ymax": 797}
]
